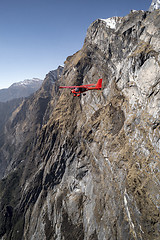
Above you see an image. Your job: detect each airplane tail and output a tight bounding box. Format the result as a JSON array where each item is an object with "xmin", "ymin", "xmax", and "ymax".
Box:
[{"xmin": 96, "ymin": 79, "xmax": 102, "ymax": 89}]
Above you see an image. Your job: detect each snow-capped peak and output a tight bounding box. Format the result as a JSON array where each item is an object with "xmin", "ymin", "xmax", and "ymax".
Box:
[
  {"xmin": 11, "ymin": 78, "xmax": 43, "ymax": 88},
  {"xmin": 100, "ymin": 16, "xmax": 121, "ymax": 29},
  {"xmin": 149, "ymin": 0, "xmax": 160, "ymax": 11}
]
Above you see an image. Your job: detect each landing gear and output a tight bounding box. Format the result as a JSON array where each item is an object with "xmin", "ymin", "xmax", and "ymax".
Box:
[{"xmin": 73, "ymin": 94, "xmax": 80, "ymax": 97}]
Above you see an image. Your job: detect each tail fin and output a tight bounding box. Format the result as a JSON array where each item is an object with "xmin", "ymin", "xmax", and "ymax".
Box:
[{"xmin": 96, "ymin": 79, "xmax": 102, "ymax": 89}]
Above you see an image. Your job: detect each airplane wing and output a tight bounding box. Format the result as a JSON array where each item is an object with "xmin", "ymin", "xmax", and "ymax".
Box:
[
  {"xmin": 59, "ymin": 83, "xmax": 96, "ymax": 89},
  {"xmin": 59, "ymin": 86, "xmax": 77, "ymax": 89},
  {"xmin": 82, "ymin": 84, "xmax": 96, "ymax": 87}
]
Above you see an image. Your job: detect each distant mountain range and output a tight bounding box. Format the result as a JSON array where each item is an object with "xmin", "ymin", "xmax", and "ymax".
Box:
[{"xmin": 0, "ymin": 78, "xmax": 43, "ymax": 102}]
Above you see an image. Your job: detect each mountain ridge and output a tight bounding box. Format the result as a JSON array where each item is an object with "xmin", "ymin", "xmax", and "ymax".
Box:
[
  {"xmin": 0, "ymin": 78, "xmax": 43, "ymax": 102},
  {"xmin": 10, "ymin": 78, "xmax": 42, "ymax": 88}
]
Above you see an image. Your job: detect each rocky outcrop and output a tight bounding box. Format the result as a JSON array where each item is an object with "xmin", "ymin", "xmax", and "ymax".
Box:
[
  {"xmin": 0, "ymin": 11, "xmax": 160, "ymax": 240},
  {"xmin": 0, "ymin": 98, "xmax": 23, "ymax": 179},
  {"xmin": 0, "ymin": 66, "xmax": 63, "ymax": 179}
]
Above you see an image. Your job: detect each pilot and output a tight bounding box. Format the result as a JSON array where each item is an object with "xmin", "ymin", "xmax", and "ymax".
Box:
[{"xmin": 75, "ymin": 88, "xmax": 79, "ymax": 92}]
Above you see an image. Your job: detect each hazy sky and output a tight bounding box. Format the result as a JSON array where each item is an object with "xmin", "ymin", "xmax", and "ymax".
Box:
[{"xmin": 0, "ymin": 0, "xmax": 151, "ymax": 89}]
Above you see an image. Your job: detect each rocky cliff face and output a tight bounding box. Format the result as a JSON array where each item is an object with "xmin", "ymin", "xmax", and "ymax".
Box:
[{"xmin": 0, "ymin": 10, "xmax": 160, "ymax": 240}]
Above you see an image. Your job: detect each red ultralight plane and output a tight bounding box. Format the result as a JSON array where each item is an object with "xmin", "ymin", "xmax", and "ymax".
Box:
[{"xmin": 59, "ymin": 78, "xmax": 103, "ymax": 97}]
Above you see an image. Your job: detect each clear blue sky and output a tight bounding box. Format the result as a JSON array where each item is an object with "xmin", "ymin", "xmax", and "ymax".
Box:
[{"xmin": 0, "ymin": 0, "xmax": 151, "ymax": 89}]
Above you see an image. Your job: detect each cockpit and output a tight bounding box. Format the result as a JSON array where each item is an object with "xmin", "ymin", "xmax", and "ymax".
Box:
[{"xmin": 75, "ymin": 88, "xmax": 80, "ymax": 92}]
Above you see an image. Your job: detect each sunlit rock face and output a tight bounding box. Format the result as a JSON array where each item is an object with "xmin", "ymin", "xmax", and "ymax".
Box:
[{"xmin": 0, "ymin": 10, "xmax": 160, "ymax": 240}]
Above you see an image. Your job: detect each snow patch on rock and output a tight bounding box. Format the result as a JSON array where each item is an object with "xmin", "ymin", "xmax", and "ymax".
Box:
[{"xmin": 101, "ymin": 16, "xmax": 121, "ymax": 29}]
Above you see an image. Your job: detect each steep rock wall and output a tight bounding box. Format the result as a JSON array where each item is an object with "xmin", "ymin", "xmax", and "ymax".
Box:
[{"xmin": 0, "ymin": 11, "xmax": 160, "ymax": 240}]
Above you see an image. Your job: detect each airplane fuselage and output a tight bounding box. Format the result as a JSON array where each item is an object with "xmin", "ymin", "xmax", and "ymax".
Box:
[
  {"xmin": 71, "ymin": 87, "xmax": 87, "ymax": 96},
  {"xmin": 59, "ymin": 78, "xmax": 103, "ymax": 97}
]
